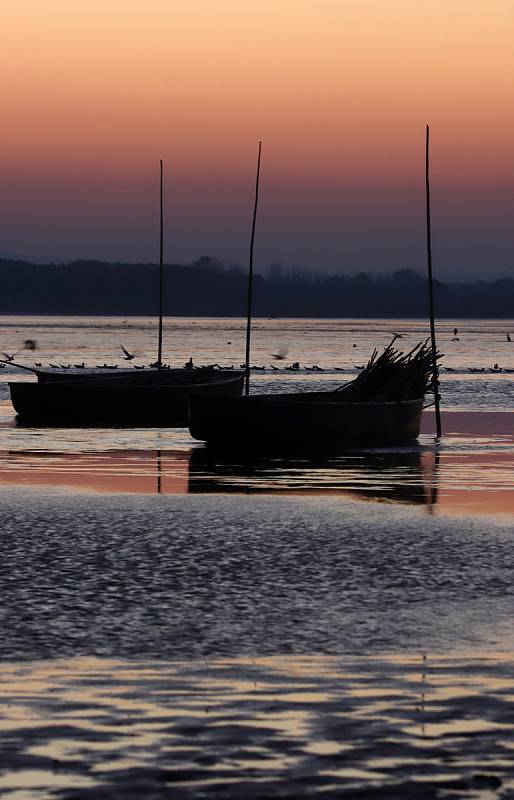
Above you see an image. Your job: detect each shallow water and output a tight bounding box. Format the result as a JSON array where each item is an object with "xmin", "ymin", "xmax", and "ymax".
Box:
[
  {"xmin": 0, "ymin": 404, "xmax": 513, "ymax": 517},
  {"xmin": 0, "ymin": 317, "xmax": 514, "ymax": 516},
  {"xmin": 1, "ymin": 317, "xmax": 513, "ymax": 662},
  {"xmin": 2, "ymin": 317, "xmax": 514, "ymax": 796},
  {"xmin": 0, "ymin": 652, "xmax": 513, "ymax": 799},
  {"xmin": 2, "ymin": 489, "xmax": 514, "ymax": 661},
  {"xmin": 2, "ymin": 315, "xmax": 514, "ymax": 410}
]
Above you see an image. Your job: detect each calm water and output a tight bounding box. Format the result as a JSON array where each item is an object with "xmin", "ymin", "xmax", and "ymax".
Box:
[
  {"xmin": 1, "ymin": 316, "xmax": 513, "ymax": 514},
  {"xmin": 1, "ymin": 315, "xmax": 514, "ymax": 409},
  {"xmin": 0, "ymin": 314, "xmax": 512, "ymax": 364}
]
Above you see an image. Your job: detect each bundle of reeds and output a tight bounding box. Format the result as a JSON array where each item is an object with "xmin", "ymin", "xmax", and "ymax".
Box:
[{"xmin": 336, "ymin": 340, "xmax": 440, "ymax": 402}]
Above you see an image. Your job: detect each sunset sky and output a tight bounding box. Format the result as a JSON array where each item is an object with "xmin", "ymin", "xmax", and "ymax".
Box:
[{"xmin": 0, "ymin": 0, "xmax": 512, "ymax": 278}]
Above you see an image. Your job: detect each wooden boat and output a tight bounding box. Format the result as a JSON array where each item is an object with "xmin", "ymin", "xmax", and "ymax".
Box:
[
  {"xmin": 34, "ymin": 367, "xmax": 159, "ymax": 382},
  {"xmin": 189, "ymin": 392, "xmax": 424, "ymax": 449},
  {"xmin": 4, "ymin": 362, "xmax": 153, "ymax": 383},
  {"xmin": 26, "ymin": 365, "xmax": 224, "ymax": 385},
  {"xmin": 10, "ymin": 370, "xmax": 244, "ymax": 425}
]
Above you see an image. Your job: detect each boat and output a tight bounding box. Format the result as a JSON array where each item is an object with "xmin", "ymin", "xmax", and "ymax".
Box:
[
  {"xmin": 7, "ymin": 362, "xmax": 227, "ymax": 384},
  {"xmin": 189, "ymin": 133, "xmax": 441, "ymax": 451},
  {"xmin": 189, "ymin": 341, "xmax": 435, "ymax": 449},
  {"xmin": 10, "ymin": 369, "xmax": 244, "ymax": 425},
  {"xmin": 189, "ymin": 392, "xmax": 424, "ymax": 449},
  {"xmin": 7, "ymin": 361, "xmax": 245, "ymax": 425}
]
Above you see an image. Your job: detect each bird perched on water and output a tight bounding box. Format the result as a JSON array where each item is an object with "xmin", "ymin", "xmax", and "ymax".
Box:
[
  {"xmin": 121, "ymin": 343, "xmax": 135, "ymax": 361},
  {"xmin": 451, "ymin": 326, "xmax": 459, "ymax": 341},
  {"xmin": 507, "ymin": 333, "xmax": 512, "ymax": 342}
]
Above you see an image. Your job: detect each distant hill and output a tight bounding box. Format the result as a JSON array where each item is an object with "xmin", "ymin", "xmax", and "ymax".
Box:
[{"xmin": 0, "ymin": 259, "xmax": 513, "ymax": 318}]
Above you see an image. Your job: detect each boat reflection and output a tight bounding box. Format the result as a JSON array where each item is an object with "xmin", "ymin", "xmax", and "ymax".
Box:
[
  {"xmin": 188, "ymin": 445, "xmax": 436, "ymax": 507},
  {"xmin": 4, "ymin": 443, "xmax": 514, "ymax": 517},
  {"xmin": 0, "ymin": 446, "xmax": 435, "ymax": 507}
]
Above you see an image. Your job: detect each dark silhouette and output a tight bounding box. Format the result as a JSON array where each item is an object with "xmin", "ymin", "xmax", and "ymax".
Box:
[
  {"xmin": 121, "ymin": 344, "xmax": 135, "ymax": 360},
  {"xmin": 271, "ymin": 345, "xmax": 288, "ymax": 360},
  {"xmin": 1, "ymin": 258, "xmax": 514, "ymax": 318}
]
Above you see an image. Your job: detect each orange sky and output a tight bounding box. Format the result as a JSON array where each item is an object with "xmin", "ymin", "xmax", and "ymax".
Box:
[{"xmin": 0, "ymin": 0, "xmax": 513, "ymax": 274}]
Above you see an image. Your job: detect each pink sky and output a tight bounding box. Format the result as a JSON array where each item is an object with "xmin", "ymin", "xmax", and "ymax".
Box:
[{"xmin": 0, "ymin": 0, "xmax": 513, "ymax": 277}]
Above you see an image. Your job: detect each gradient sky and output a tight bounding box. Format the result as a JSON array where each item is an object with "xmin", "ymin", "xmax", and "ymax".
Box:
[{"xmin": 0, "ymin": 0, "xmax": 513, "ymax": 278}]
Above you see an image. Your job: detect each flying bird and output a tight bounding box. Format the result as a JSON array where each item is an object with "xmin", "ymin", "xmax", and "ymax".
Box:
[
  {"xmin": 271, "ymin": 345, "xmax": 289, "ymax": 360},
  {"xmin": 121, "ymin": 343, "xmax": 135, "ymax": 361},
  {"xmin": 2, "ymin": 339, "xmax": 38, "ymax": 362}
]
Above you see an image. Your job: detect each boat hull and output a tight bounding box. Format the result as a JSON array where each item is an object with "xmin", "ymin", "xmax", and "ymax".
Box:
[
  {"xmin": 35, "ymin": 367, "xmax": 225, "ymax": 384},
  {"xmin": 189, "ymin": 393, "xmax": 425, "ymax": 449},
  {"xmin": 9, "ymin": 373, "xmax": 244, "ymax": 426}
]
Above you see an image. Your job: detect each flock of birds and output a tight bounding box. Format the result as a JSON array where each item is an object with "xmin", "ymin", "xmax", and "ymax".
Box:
[
  {"xmin": 0, "ymin": 359, "xmax": 347, "ymax": 372},
  {"xmin": 1, "ymin": 330, "xmax": 513, "ymax": 373}
]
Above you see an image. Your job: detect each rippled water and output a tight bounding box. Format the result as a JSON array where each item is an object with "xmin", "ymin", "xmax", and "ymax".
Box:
[
  {"xmin": 1, "ymin": 652, "xmax": 513, "ymax": 799},
  {"xmin": 1, "ymin": 317, "xmax": 514, "ymax": 796},
  {"xmin": 2, "ymin": 490, "xmax": 514, "ymax": 661}
]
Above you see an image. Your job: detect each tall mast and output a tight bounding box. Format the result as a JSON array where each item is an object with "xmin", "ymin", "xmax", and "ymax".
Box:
[
  {"xmin": 425, "ymin": 125, "xmax": 442, "ymax": 437},
  {"xmin": 244, "ymin": 141, "xmax": 262, "ymax": 395},
  {"xmin": 157, "ymin": 159, "xmax": 164, "ymax": 370}
]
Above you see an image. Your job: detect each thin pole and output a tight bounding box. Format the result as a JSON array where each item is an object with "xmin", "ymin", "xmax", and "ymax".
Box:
[
  {"xmin": 425, "ymin": 125, "xmax": 442, "ymax": 437},
  {"xmin": 156, "ymin": 449, "xmax": 162, "ymax": 495},
  {"xmin": 244, "ymin": 141, "xmax": 262, "ymax": 395},
  {"xmin": 157, "ymin": 159, "xmax": 164, "ymax": 370}
]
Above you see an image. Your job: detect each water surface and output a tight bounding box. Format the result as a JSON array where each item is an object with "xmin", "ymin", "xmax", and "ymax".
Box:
[{"xmin": 1, "ymin": 317, "xmax": 514, "ymax": 797}]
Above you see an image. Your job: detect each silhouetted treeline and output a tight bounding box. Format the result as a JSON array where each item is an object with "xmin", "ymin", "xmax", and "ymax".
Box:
[{"xmin": 0, "ymin": 259, "xmax": 513, "ymax": 318}]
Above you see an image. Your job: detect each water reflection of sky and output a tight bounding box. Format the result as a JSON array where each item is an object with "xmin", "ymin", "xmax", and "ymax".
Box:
[
  {"xmin": 0, "ymin": 314, "xmax": 514, "ymax": 519},
  {"xmin": 1, "ymin": 406, "xmax": 513, "ymax": 518},
  {"xmin": 0, "ymin": 653, "xmax": 513, "ymax": 798},
  {"xmin": 2, "ymin": 316, "xmax": 514, "ymax": 410}
]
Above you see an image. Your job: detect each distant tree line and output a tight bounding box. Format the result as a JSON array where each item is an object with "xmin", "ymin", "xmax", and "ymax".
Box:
[{"xmin": 0, "ymin": 258, "xmax": 513, "ymax": 318}]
